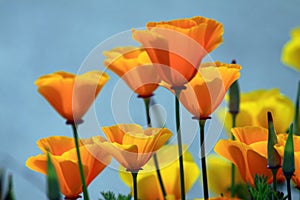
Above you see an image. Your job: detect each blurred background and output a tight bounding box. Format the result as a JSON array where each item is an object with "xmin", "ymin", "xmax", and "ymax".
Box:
[{"xmin": 0, "ymin": 0, "xmax": 299, "ymax": 199}]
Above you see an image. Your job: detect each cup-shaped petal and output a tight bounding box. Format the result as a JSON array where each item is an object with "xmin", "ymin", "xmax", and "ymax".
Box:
[
  {"xmin": 215, "ymin": 127, "xmax": 284, "ymax": 185},
  {"xmin": 35, "ymin": 71, "xmax": 109, "ymax": 123},
  {"xmin": 161, "ymin": 61, "xmax": 241, "ymax": 118},
  {"xmin": 104, "ymin": 46, "xmax": 160, "ymax": 97},
  {"xmin": 101, "ymin": 124, "xmax": 172, "ymax": 171},
  {"xmin": 275, "ymin": 133, "xmax": 300, "ymax": 188},
  {"xmin": 26, "ymin": 136, "xmax": 111, "ymax": 198},
  {"xmin": 133, "ymin": 16, "xmax": 224, "ymax": 87}
]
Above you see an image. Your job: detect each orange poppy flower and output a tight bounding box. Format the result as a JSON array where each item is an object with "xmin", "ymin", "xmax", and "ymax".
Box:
[
  {"xmin": 103, "ymin": 46, "xmax": 160, "ymax": 98},
  {"xmin": 26, "ymin": 136, "xmax": 111, "ymax": 199},
  {"xmin": 214, "ymin": 126, "xmax": 284, "ymax": 185},
  {"xmin": 162, "ymin": 61, "xmax": 241, "ymax": 119},
  {"xmin": 275, "ymin": 133, "xmax": 300, "ymax": 189},
  {"xmin": 133, "ymin": 16, "xmax": 224, "ymax": 87},
  {"xmin": 101, "ymin": 124, "xmax": 172, "ymax": 172},
  {"xmin": 35, "ymin": 71, "xmax": 109, "ymax": 124}
]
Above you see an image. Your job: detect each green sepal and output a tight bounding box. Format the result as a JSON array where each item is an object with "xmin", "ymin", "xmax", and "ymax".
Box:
[
  {"xmin": 47, "ymin": 151, "xmax": 61, "ymax": 200},
  {"xmin": 267, "ymin": 112, "xmax": 281, "ymax": 169},
  {"xmin": 282, "ymin": 124, "xmax": 295, "ymax": 178},
  {"xmin": 229, "ymin": 80, "xmax": 240, "ymax": 115}
]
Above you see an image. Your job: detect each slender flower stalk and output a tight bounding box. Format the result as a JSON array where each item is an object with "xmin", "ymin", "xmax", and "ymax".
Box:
[
  {"xmin": 228, "ymin": 74, "xmax": 240, "ymax": 197},
  {"xmin": 131, "ymin": 171, "xmax": 139, "ymax": 200},
  {"xmin": 174, "ymin": 88, "xmax": 186, "ymax": 200},
  {"xmin": 143, "ymin": 97, "xmax": 167, "ymax": 199},
  {"xmin": 294, "ymin": 81, "xmax": 300, "ymax": 135},
  {"xmin": 230, "ymin": 114, "xmax": 237, "ymax": 197},
  {"xmin": 70, "ymin": 123, "xmax": 89, "ymax": 200},
  {"xmin": 267, "ymin": 112, "xmax": 281, "ymax": 192},
  {"xmin": 283, "ymin": 124, "xmax": 295, "ymax": 200},
  {"xmin": 199, "ymin": 119, "xmax": 209, "ymax": 200}
]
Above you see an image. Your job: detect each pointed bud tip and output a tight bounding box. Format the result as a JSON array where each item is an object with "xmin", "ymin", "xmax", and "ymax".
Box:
[
  {"xmin": 231, "ymin": 59, "xmax": 236, "ymax": 64},
  {"xmin": 267, "ymin": 111, "xmax": 273, "ymax": 122}
]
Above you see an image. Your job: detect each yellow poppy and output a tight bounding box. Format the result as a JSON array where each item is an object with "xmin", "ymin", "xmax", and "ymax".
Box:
[
  {"xmin": 101, "ymin": 124, "xmax": 172, "ymax": 171},
  {"xmin": 281, "ymin": 27, "xmax": 300, "ymax": 71},
  {"xmin": 219, "ymin": 89, "xmax": 294, "ymax": 133},
  {"xmin": 275, "ymin": 133, "xmax": 300, "ymax": 189},
  {"xmin": 133, "ymin": 16, "xmax": 224, "ymax": 87},
  {"xmin": 206, "ymin": 155, "xmax": 243, "ymax": 197},
  {"xmin": 26, "ymin": 136, "xmax": 111, "ymax": 199},
  {"xmin": 35, "ymin": 71, "xmax": 109, "ymax": 123},
  {"xmin": 214, "ymin": 126, "xmax": 284, "ymax": 185},
  {"xmin": 103, "ymin": 46, "xmax": 160, "ymax": 98},
  {"xmin": 119, "ymin": 145, "xmax": 200, "ymax": 200}
]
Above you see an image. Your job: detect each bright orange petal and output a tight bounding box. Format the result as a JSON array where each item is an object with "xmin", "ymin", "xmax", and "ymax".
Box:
[
  {"xmin": 231, "ymin": 126, "xmax": 268, "ymax": 145},
  {"xmin": 37, "ymin": 136, "xmax": 76, "ymax": 155},
  {"xmin": 215, "ymin": 140, "xmax": 250, "ymax": 183}
]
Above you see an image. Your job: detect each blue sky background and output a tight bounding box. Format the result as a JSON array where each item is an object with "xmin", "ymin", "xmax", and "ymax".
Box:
[{"xmin": 0, "ymin": 0, "xmax": 300, "ymax": 199}]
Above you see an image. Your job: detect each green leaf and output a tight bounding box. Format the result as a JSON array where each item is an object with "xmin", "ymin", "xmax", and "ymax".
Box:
[
  {"xmin": 282, "ymin": 124, "xmax": 295, "ymax": 178},
  {"xmin": 47, "ymin": 151, "xmax": 61, "ymax": 200},
  {"xmin": 294, "ymin": 81, "xmax": 300, "ymax": 135},
  {"xmin": 267, "ymin": 112, "xmax": 281, "ymax": 169},
  {"xmin": 248, "ymin": 174, "xmax": 287, "ymax": 200},
  {"xmin": 100, "ymin": 191, "xmax": 131, "ymax": 200},
  {"xmin": 4, "ymin": 175, "xmax": 15, "ymax": 200}
]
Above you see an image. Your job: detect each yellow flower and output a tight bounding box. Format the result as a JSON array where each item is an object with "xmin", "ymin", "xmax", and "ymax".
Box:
[
  {"xmin": 177, "ymin": 61, "xmax": 241, "ymax": 119},
  {"xmin": 281, "ymin": 27, "xmax": 300, "ymax": 71},
  {"xmin": 119, "ymin": 145, "xmax": 200, "ymax": 200},
  {"xmin": 26, "ymin": 136, "xmax": 111, "ymax": 199},
  {"xmin": 214, "ymin": 126, "xmax": 284, "ymax": 185},
  {"xmin": 219, "ymin": 89, "xmax": 294, "ymax": 133},
  {"xmin": 275, "ymin": 133, "xmax": 300, "ymax": 189},
  {"xmin": 133, "ymin": 16, "xmax": 224, "ymax": 87},
  {"xmin": 101, "ymin": 124, "xmax": 172, "ymax": 171},
  {"xmin": 103, "ymin": 46, "xmax": 160, "ymax": 98},
  {"xmin": 35, "ymin": 71, "xmax": 109, "ymax": 123},
  {"xmin": 206, "ymin": 155, "xmax": 243, "ymax": 197}
]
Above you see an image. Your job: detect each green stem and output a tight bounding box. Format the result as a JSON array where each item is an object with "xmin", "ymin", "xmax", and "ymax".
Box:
[
  {"xmin": 294, "ymin": 81, "xmax": 300, "ymax": 135},
  {"xmin": 131, "ymin": 172, "xmax": 139, "ymax": 200},
  {"xmin": 287, "ymin": 177, "xmax": 292, "ymax": 200},
  {"xmin": 143, "ymin": 97, "xmax": 167, "ymax": 199},
  {"xmin": 199, "ymin": 120, "xmax": 209, "ymax": 200},
  {"xmin": 71, "ymin": 123, "xmax": 89, "ymax": 200},
  {"xmin": 231, "ymin": 113, "xmax": 237, "ymax": 197},
  {"xmin": 143, "ymin": 97, "xmax": 151, "ymax": 127},
  {"xmin": 272, "ymin": 169, "xmax": 278, "ymax": 192},
  {"xmin": 175, "ymin": 89, "xmax": 185, "ymax": 200}
]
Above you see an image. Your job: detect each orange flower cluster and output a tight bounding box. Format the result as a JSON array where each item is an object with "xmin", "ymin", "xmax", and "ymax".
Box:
[{"xmin": 28, "ymin": 15, "xmax": 245, "ymax": 199}]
